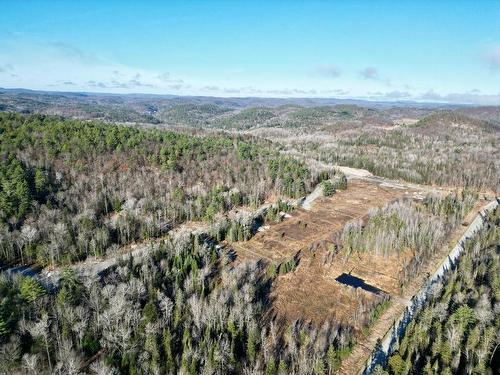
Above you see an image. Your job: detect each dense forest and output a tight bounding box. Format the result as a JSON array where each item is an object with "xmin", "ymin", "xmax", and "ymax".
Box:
[
  {"xmin": 376, "ymin": 205, "xmax": 500, "ymax": 375},
  {"xmin": 0, "ymin": 231, "xmax": 358, "ymax": 374},
  {"xmin": 0, "ymin": 113, "xmax": 326, "ymax": 267}
]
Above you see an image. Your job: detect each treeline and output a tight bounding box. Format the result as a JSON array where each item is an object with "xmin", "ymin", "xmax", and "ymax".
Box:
[
  {"xmin": 0, "ymin": 233, "xmax": 356, "ymax": 374},
  {"xmin": 376, "ymin": 205, "xmax": 500, "ymax": 375},
  {"xmin": 0, "ymin": 113, "xmax": 324, "ymax": 266},
  {"xmin": 341, "ymin": 191, "xmax": 477, "ymax": 287}
]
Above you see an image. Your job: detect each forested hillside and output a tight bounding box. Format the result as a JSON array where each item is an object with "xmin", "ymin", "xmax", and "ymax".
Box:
[
  {"xmin": 1, "ymin": 0, "xmax": 499, "ymax": 373},
  {"xmin": 2, "ymin": 90, "xmax": 498, "ymax": 192},
  {"xmin": 0, "ymin": 113, "xmax": 321, "ymax": 266},
  {"xmin": 0, "ymin": 93, "xmax": 498, "ymax": 375},
  {"xmin": 257, "ymin": 111, "xmax": 499, "ymax": 192}
]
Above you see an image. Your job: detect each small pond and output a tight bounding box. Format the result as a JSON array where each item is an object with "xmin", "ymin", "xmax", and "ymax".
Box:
[{"xmin": 335, "ymin": 273, "xmax": 385, "ymax": 295}]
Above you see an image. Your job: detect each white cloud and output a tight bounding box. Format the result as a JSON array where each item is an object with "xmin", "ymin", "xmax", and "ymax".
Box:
[
  {"xmin": 49, "ymin": 42, "xmax": 103, "ymax": 65},
  {"xmin": 358, "ymin": 66, "xmax": 392, "ymax": 86},
  {"xmin": 419, "ymin": 89, "xmax": 442, "ymax": 101},
  {"xmin": 313, "ymin": 64, "xmax": 341, "ymax": 78},
  {"xmin": 0, "ymin": 63, "xmax": 14, "ymax": 73},
  {"xmin": 361, "ymin": 89, "xmax": 500, "ymax": 105},
  {"xmin": 381, "ymin": 90, "xmax": 412, "ymax": 99},
  {"xmin": 481, "ymin": 44, "xmax": 500, "ymax": 71},
  {"xmin": 320, "ymin": 89, "xmax": 349, "ymax": 96},
  {"xmin": 0, "ymin": 39, "xmax": 190, "ymax": 94},
  {"xmin": 86, "ymin": 79, "xmax": 157, "ymax": 89},
  {"xmin": 418, "ymin": 90, "xmax": 500, "ymax": 105},
  {"xmin": 359, "ymin": 67, "xmax": 379, "ymax": 80},
  {"xmin": 1, "ymin": 38, "xmax": 499, "ymax": 104}
]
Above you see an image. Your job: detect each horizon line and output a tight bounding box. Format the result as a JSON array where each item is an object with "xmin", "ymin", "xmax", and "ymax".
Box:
[{"xmin": 0, "ymin": 86, "xmax": 482, "ymax": 108}]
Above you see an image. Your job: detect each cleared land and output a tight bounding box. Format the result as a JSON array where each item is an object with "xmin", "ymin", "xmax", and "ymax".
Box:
[
  {"xmin": 229, "ymin": 177, "xmax": 443, "ymax": 329},
  {"xmin": 231, "ymin": 178, "xmax": 429, "ymax": 264},
  {"xmin": 227, "ymin": 175, "xmax": 490, "ymax": 374}
]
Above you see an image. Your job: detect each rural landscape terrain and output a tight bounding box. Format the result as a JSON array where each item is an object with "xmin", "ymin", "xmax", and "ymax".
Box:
[
  {"xmin": 1, "ymin": 1, "xmax": 500, "ymax": 374},
  {"xmin": 0, "ymin": 88, "xmax": 498, "ymax": 374}
]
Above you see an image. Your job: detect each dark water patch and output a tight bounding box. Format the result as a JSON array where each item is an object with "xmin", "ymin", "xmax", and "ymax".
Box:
[
  {"xmin": 2, "ymin": 264, "xmax": 43, "ymax": 277},
  {"xmin": 335, "ymin": 273, "xmax": 386, "ymax": 295}
]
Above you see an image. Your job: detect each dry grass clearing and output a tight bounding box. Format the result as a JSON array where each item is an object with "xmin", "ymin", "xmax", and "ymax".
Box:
[
  {"xmin": 228, "ymin": 175, "xmax": 487, "ymax": 374},
  {"xmin": 231, "ymin": 179, "xmax": 423, "ymax": 263},
  {"xmin": 228, "ymin": 178, "xmax": 432, "ymax": 328},
  {"xmin": 268, "ymin": 236, "xmax": 414, "ymax": 331}
]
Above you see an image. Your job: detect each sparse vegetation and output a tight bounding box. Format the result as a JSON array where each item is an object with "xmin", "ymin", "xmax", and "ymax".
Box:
[
  {"xmin": 341, "ymin": 191, "xmax": 477, "ymax": 287},
  {"xmin": 380, "ymin": 206, "xmax": 500, "ymax": 374}
]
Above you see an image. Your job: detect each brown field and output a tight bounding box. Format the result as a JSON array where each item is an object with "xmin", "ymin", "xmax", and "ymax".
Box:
[
  {"xmin": 269, "ymin": 249, "xmax": 416, "ymax": 331},
  {"xmin": 228, "ymin": 178, "xmax": 435, "ymax": 329},
  {"xmin": 226, "ymin": 176, "xmax": 487, "ymax": 374},
  {"xmin": 231, "ymin": 178, "xmax": 425, "ymax": 263}
]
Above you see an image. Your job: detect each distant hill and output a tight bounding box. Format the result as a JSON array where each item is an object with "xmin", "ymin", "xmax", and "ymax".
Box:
[
  {"xmin": 412, "ymin": 111, "xmax": 499, "ymax": 135},
  {"xmin": 0, "ymin": 87, "xmax": 462, "ymax": 125}
]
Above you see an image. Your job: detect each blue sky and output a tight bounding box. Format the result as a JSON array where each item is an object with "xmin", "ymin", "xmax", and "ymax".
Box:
[{"xmin": 1, "ymin": 1, "xmax": 499, "ymax": 104}]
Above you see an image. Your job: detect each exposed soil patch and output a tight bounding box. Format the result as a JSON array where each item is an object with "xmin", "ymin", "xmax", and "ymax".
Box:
[
  {"xmin": 229, "ymin": 178, "xmax": 439, "ymax": 330},
  {"xmin": 231, "ymin": 179, "xmax": 422, "ymax": 264}
]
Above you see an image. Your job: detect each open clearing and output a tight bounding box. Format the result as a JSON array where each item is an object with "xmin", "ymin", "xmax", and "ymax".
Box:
[
  {"xmin": 229, "ymin": 176, "xmax": 489, "ymax": 374},
  {"xmin": 229, "ymin": 178, "xmax": 439, "ymax": 328},
  {"xmin": 231, "ymin": 178, "xmax": 427, "ymax": 264}
]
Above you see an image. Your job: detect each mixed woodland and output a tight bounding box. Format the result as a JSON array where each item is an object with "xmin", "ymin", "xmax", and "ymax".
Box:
[
  {"xmin": 0, "ymin": 113, "xmax": 324, "ymax": 266},
  {"xmin": 0, "ymin": 95, "xmax": 498, "ymax": 374}
]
